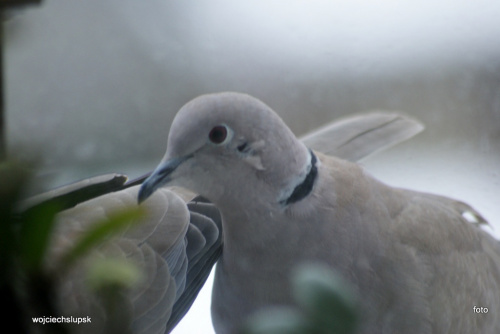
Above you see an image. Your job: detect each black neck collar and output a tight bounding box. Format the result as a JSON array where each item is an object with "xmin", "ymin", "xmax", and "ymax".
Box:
[{"xmin": 281, "ymin": 150, "xmax": 318, "ymax": 206}]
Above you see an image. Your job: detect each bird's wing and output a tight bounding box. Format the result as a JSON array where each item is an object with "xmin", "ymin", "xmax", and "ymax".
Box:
[
  {"xmin": 300, "ymin": 112, "xmax": 424, "ymax": 161},
  {"xmin": 385, "ymin": 188, "xmax": 500, "ymax": 332},
  {"xmin": 311, "ymin": 152, "xmax": 500, "ymax": 333},
  {"xmin": 165, "ymin": 200, "xmax": 223, "ymax": 332},
  {"xmin": 46, "ymin": 185, "xmax": 221, "ymax": 334},
  {"xmin": 19, "ymin": 173, "xmax": 128, "ymax": 212}
]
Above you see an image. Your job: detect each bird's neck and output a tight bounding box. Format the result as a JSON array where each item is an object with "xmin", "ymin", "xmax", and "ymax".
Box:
[
  {"xmin": 278, "ymin": 149, "xmax": 318, "ymax": 206},
  {"xmin": 216, "ymin": 146, "xmax": 318, "ymax": 257}
]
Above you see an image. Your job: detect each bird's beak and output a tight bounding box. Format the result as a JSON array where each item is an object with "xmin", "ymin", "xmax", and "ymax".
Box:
[{"xmin": 138, "ymin": 155, "xmax": 191, "ymax": 203}]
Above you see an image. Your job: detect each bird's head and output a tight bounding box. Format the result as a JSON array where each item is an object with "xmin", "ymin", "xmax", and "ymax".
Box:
[{"xmin": 138, "ymin": 92, "xmax": 313, "ymax": 208}]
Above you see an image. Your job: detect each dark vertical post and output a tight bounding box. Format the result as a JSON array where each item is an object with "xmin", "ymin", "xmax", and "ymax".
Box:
[
  {"xmin": 0, "ymin": 0, "xmax": 43, "ymax": 161},
  {"xmin": 0, "ymin": 14, "xmax": 4, "ymax": 160}
]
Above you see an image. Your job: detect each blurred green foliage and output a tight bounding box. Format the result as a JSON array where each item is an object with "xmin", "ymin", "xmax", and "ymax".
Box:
[
  {"xmin": 242, "ymin": 264, "xmax": 359, "ymax": 334},
  {"xmin": 0, "ymin": 161, "xmax": 145, "ymax": 333},
  {"xmin": 57, "ymin": 207, "xmax": 145, "ymax": 273}
]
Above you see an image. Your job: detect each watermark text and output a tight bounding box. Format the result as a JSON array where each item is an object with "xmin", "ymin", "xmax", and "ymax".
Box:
[
  {"xmin": 32, "ymin": 316, "xmax": 91, "ymax": 325},
  {"xmin": 473, "ymin": 306, "xmax": 488, "ymax": 314}
]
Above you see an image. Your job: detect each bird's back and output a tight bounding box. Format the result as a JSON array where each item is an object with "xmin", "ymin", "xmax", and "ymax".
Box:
[{"xmin": 316, "ymin": 152, "xmax": 500, "ymax": 333}]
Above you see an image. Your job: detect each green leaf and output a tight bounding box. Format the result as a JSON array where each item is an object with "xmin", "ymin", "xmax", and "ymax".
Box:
[
  {"xmin": 241, "ymin": 307, "xmax": 312, "ymax": 334},
  {"xmin": 58, "ymin": 207, "xmax": 145, "ymax": 273},
  {"xmin": 292, "ymin": 264, "xmax": 358, "ymax": 334},
  {"xmin": 19, "ymin": 202, "xmax": 60, "ymax": 271},
  {"xmin": 0, "ymin": 162, "xmax": 31, "ymax": 283},
  {"xmin": 87, "ymin": 257, "xmax": 143, "ymax": 291}
]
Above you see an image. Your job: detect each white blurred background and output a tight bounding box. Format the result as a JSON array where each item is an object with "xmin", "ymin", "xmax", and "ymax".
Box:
[{"xmin": 5, "ymin": 1, "xmax": 500, "ymax": 333}]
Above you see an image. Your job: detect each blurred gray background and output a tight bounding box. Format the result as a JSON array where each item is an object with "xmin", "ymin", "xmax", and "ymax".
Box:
[{"xmin": 5, "ymin": 1, "xmax": 500, "ymax": 333}]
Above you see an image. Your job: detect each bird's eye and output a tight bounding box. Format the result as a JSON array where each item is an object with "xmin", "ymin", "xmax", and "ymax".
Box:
[{"xmin": 209, "ymin": 125, "xmax": 228, "ymax": 144}]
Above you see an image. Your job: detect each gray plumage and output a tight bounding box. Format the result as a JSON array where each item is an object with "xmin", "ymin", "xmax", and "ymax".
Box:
[
  {"xmin": 44, "ymin": 184, "xmax": 222, "ymax": 334},
  {"xmin": 25, "ymin": 98, "xmax": 423, "ymax": 333},
  {"xmin": 139, "ymin": 92, "xmax": 500, "ymax": 334},
  {"xmin": 300, "ymin": 111, "xmax": 424, "ymax": 161}
]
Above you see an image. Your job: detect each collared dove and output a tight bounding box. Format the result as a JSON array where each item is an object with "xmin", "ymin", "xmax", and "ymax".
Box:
[
  {"xmin": 139, "ymin": 92, "xmax": 500, "ymax": 334},
  {"xmin": 25, "ymin": 105, "xmax": 423, "ymax": 333}
]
